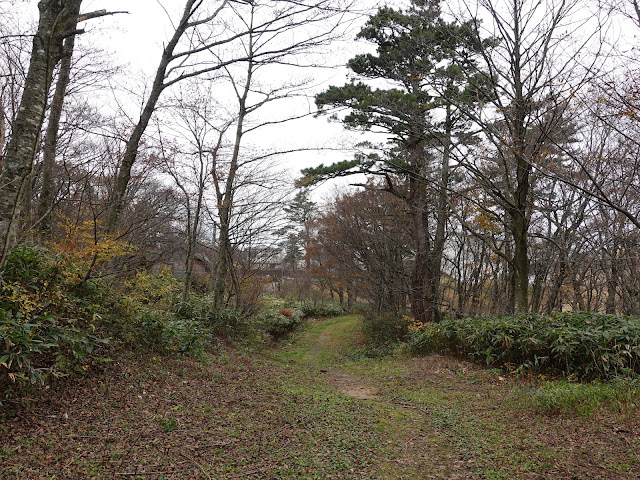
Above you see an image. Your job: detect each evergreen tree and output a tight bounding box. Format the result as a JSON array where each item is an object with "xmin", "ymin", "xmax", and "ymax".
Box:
[{"xmin": 303, "ymin": 0, "xmax": 492, "ymax": 322}]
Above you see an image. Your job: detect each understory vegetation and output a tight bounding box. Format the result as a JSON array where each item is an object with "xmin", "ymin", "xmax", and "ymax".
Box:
[
  {"xmin": 408, "ymin": 312, "xmax": 640, "ymax": 380},
  {"xmin": 0, "ymin": 244, "xmax": 343, "ymax": 395}
]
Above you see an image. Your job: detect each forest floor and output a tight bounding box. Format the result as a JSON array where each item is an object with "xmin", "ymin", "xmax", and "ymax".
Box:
[{"xmin": 1, "ymin": 315, "xmax": 639, "ymax": 479}]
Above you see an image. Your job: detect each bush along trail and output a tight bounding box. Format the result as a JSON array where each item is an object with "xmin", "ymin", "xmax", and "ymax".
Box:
[{"xmin": 2, "ymin": 315, "xmax": 640, "ymax": 479}]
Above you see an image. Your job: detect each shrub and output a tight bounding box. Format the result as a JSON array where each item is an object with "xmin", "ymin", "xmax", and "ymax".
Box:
[
  {"xmin": 0, "ymin": 310, "xmax": 107, "ymax": 386},
  {"xmin": 207, "ymin": 308, "xmax": 252, "ymax": 338},
  {"xmin": 362, "ymin": 311, "xmax": 409, "ymax": 346},
  {"xmin": 0, "ymin": 245, "xmax": 107, "ymax": 388},
  {"xmin": 103, "ymin": 303, "xmax": 211, "ymax": 355},
  {"xmin": 409, "ymin": 312, "xmax": 640, "ymax": 380},
  {"xmin": 257, "ymin": 304, "xmax": 304, "ymax": 339},
  {"xmin": 300, "ymin": 301, "xmax": 344, "ymax": 318},
  {"xmin": 105, "ymin": 270, "xmax": 214, "ymax": 354},
  {"xmin": 123, "ymin": 269, "xmax": 181, "ymax": 309}
]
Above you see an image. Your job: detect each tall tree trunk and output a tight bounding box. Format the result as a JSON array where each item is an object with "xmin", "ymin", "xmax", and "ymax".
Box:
[
  {"xmin": 37, "ymin": 31, "xmax": 77, "ymax": 235},
  {"xmin": 546, "ymin": 258, "xmax": 566, "ymax": 314},
  {"xmin": 507, "ymin": 4, "xmax": 530, "ymax": 314},
  {"xmin": 211, "ymin": 210, "xmax": 231, "ymax": 310},
  {"xmin": 0, "ymin": 96, "xmax": 5, "ymax": 163},
  {"xmin": 503, "ymin": 229, "xmax": 516, "ymax": 314},
  {"xmin": 212, "ymin": 13, "xmax": 255, "ymax": 310},
  {"xmin": 181, "ymin": 160, "xmax": 205, "ymax": 302},
  {"xmin": 212, "ymin": 84, "xmax": 249, "ymax": 309},
  {"xmin": 511, "ymin": 184, "xmax": 530, "ymax": 313},
  {"xmin": 208, "ymin": 223, "xmax": 217, "ymax": 294},
  {"xmin": 0, "ymin": 0, "xmax": 82, "ymax": 272},
  {"xmin": 347, "ymin": 286, "xmax": 354, "ymax": 312},
  {"xmin": 409, "ymin": 173, "xmax": 433, "ymax": 324},
  {"xmin": 428, "ymin": 107, "xmax": 453, "ymax": 321},
  {"xmin": 106, "ymin": 0, "xmax": 198, "ymax": 232},
  {"xmin": 605, "ymin": 246, "xmax": 618, "ymax": 315}
]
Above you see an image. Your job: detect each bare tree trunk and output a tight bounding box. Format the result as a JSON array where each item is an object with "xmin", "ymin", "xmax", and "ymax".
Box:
[
  {"xmin": 429, "ymin": 106, "xmax": 453, "ymax": 321},
  {"xmin": 106, "ymin": 0, "xmax": 208, "ymax": 232},
  {"xmin": 546, "ymin": 259, "xmax": 566, "ymax": 314},
  {"xmin": 0, "ymin": 0, "xmax": 82, "ymax": 272},
  {"xmin": 0, "ymin": 95, "xmax": 5, "ymax": 163},
  {"xmin": 208, "ymin": 223, "xmax": 217, "ymax": 294},
  {"xmin": 511, "ymin": 185, "xmax": 530, "ymax": 313},
  {"xmin": 212, "ymin": 82, "xmax": 249, "ymax": 309},
  {"xmin": 510, "ymin": 39, "xmax": 532, "ymax": 314},
  {"xmin": 181, "ymin": 159, "xmax": 205, "ymax": 302},
  {"xmin": 409, "ymin": 173, "xmax": 433, "ymax": 323},
  {"xmin": 37, "ymin": 31, "xmax": 76, "ymax": 235},
  {"xmin": 211, "ymin": 213, "xmax": 231, "ymax": 309},
  {"xmin": 605, "ymin": 246, "xmax": 619, "ymax": 315}
]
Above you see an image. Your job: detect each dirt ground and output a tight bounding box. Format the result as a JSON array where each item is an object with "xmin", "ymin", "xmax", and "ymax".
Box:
[{"xmin": 1, "ymin": 315, "xmax": 639, "ymax": 479}]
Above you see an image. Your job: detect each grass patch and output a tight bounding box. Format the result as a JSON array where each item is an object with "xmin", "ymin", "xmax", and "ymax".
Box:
[{"xmin": 511, "ymin": 379, "xmax": 640, "ymax": 416}]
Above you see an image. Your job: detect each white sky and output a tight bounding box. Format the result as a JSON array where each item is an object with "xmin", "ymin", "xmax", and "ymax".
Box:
[{"xmin": 75, "ymin": 0, "xmax": 383, "ymax": 199}]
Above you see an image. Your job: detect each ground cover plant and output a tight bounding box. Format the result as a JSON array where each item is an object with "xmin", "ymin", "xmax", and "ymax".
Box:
[
  {"xmin": 0, "ymin": 248, "xmax": 252, "ymax": 396},
  {"xmin": 409, "ymin": 312, "xmax": 640, "ymax": 380}
]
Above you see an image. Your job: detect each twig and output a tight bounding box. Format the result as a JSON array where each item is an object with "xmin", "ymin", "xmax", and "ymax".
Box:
[
  {"xmin": 180, "ymin": 452, "xmax": 212, "ymax": 480},
  {"xmin": 115, "ymin": 472, "xmax": 173, "ymax": 477},
  {"xmin": 622, "ymin": 435, "xmax": 640, "ymax": 464},
  {"xmin": 226, "ymin": 467, "xmax": 269, "ymax": 479}
]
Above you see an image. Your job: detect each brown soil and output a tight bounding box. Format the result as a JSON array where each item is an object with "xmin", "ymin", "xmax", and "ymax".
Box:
[{"xmin": 325, "ymin": 371, "xmax": 380, "ymax": 400}]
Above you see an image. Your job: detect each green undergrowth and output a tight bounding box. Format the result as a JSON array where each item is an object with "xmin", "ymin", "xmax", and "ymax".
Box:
[
  {"xmin": 1, "ymin": 244, "xmax": 346, "ymax": 395},
  {"xmin": 510, "ymin": 378, "xmax": 640, "ymax": 416},
  {"xmin": 409, "ymin": 312, "xmax": 640, "ymax": 380},
  {"xmin": 285, "ymin": 315, "xmax": 640, "ymax": 478},
  {"xmin": 1, "ymin": 245, "xmax": 108, "ymax": 388},
  {"xmin": 4, "ymin": 313, "xmax": 638, "ymax": 479},
  {"xmin": 361, "ymin": 311, "xmax": 409, "ymax": 347},
  {"xmin": 257, "ymin": 295, "xmax": 344, "ymax": 340}
]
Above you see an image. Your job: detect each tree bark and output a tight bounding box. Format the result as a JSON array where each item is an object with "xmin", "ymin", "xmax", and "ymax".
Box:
[
  {"xmin": 409, "ymin": 172, "xmax": 434, "ymax": 324},
  {"xmin": 212, "ymin": 77, "xmax": 249, "ymax": 310},
  {"xmin": 428, "ymin": 106, "xmax": 453, "ymax": 321},
  {"xmin": 509, "ymin": 10, "xmax": 531, "ymax": 314},
  {"xmin": 605, "ymin": 245, "xmax": 619, "ymax": 315},
  {"xmin": 37, "ymin": 31, "xmax": 77, "ymax": 235},
  {"xmin": 0, "ymin": 0, "xmax": 82, "ymax": 272}
]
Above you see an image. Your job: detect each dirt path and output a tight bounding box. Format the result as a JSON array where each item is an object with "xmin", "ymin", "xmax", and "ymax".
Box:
[
  {"xmin": 279, "ymin": 315, "xmax": 640, "ymax": 480},
  {"xmin": 304, "ymin": 318, "xmax": 381, "ymax": 400},
  {"xmin": 279, "ymin": 315, "xmax": 475, "ymax": 479}
]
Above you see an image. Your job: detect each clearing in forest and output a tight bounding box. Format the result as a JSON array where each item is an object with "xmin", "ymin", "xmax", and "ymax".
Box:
[{"xmin": 1, "ymin": 315, "xmax": 639, "ymax": 479}]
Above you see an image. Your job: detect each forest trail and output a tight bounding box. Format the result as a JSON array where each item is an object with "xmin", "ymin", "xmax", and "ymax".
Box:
[
  {"xmin": 277, "ymin": 315, "xmax": 640, "ymax": 480},
  {"xmin": 1, "ymin": 315, "xmax": 638, "ymax": 479},
  {"xmin": 276, "ymin": 315, "xmax": 473, "ymax": 478}
]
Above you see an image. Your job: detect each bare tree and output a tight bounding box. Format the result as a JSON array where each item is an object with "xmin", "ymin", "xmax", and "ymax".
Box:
[
  {"xmin": 455, "ymin": 0, "xmax": 605, "ymax": 312},
  {"xmin": 156, "ymin": 83, "xmax": 227, "ymax": 301},
  {"xmin": 105, "ymin": 0, "xmax": 354, "ymax": 233},
  {"xmin": 205, "ymin": 0, "xmax": 354, "ymax": 310},
  {"xmin": 315, "ymin": 185, "xmax": 412, "ymax": 314},
  {"xmin": 0, "ymin": 0, "xmax": 82, "ymax": 272}
]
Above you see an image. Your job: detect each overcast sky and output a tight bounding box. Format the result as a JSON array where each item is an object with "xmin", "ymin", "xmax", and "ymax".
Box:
[{"xmin": 71, "ymin": 0, "xmax": 382, "ymax": 200}]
